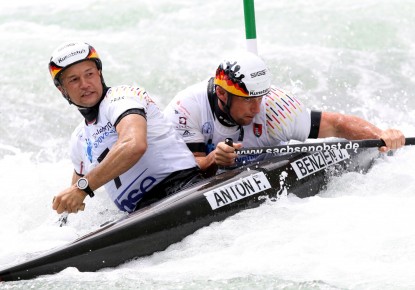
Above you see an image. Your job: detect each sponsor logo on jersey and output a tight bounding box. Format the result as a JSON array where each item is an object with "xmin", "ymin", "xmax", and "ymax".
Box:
[
  {"xmin": 114, "ymin": 168, "xmax": 157, "ymax": 212},
  {"xmin": 179, "ymin": 116, "xmax": 187, "ymax": 125},
  {"xmin": 291, "ymin": 149, "xmax": 350, "ymax": 179},
  {"xmin": 86, "ymin": 139, "xmax": 93, "ymax": 162},
  {"xmin": 204, "ymin": 172, "xmax": 271, "ymax": 210},
  {"xmin": 109, "ymin": 96, "xmax": 125, "ymax": 103},
  {"xmin": 253, "ymin": 123, "xmax": 262, "ymax": 137},
  {"xmin": 92, "ymin": 122, "xmax": 113, "ymax": 140},
  {"xmin": 92, "ymin": 122, "xmax": 117, "ymax": 149},
  {"xmin": 182, "ymin": 130, "xmax": 195, "ymax": 138},
  {"xmin": 202, "ymin": 122, "xmax": 213, "ymax": 135}
]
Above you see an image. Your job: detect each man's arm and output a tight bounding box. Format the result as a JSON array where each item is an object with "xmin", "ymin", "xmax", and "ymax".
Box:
[
  {"xmin": 52, "ymin": 114, "xmax": 147, "ymax": 214},
  {"xmin": 191, "ymin": 148, "xmax": 225, "ymax": 177},
  {"xmin": 193, "ymin": 152, "xmax": 215, "ymax": 171},
  {"xmin": 318, "ymin": 111, "xmax": 405, "ymax": 151},
  {"xmin": 211, "ymin": 111, "xmax": 406, "ymax": 170}
]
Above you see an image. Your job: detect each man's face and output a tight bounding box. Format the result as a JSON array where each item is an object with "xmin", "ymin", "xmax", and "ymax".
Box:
[
  {"xmin": 228, "ymin": 93, "xmax": 263, "ymax": 126},
  {"xmin": 59, "ymin": 60, "xmax": 103, "ymax": 108}
]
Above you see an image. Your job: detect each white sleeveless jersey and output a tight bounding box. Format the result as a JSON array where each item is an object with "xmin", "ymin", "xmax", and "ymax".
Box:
[
  {"xmin": 164, "ymin": 80, "xmax": 312, "ymax": 165},
  {"xmin": 70, "ymin": 85, "xmax": 197, "ymax": 212}
]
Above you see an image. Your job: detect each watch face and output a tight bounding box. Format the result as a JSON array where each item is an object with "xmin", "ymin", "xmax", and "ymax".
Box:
[{"xmin": 77, "ymin": 178, "xmax": 88, "ymax": 189}]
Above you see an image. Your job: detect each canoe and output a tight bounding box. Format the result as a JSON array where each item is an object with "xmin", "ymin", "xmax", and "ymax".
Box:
[{"xmin": 0, "ymin": 146, "xmax": 380, "ymax": 282}]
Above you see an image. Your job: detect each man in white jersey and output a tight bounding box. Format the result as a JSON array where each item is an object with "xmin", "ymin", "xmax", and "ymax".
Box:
[
  {"xmin": 164, "ymin": 51, "xmax": 405, "ymax": 176},
  {"xmin": 49, "ymin": 41, "xmax": 202, "ymax": 214}
]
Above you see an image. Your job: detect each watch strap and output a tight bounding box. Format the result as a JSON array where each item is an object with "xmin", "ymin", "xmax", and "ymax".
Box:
[{"xmin": 82, "ymin": 185, "xmax": 95, "ymax": 198}]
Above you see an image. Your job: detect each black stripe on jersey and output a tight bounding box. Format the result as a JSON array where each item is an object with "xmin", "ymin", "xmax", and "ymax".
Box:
[
  {"xmin": 114, "ymin": 108, "xmax": 146, "ymax": 128},
  {"xmin": 187, "ymin": 142, "xmax": 206, "ymax": 153}
]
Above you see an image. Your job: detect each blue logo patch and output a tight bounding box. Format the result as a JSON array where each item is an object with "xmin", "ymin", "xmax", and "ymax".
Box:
[{"xmin": 86, "ymin": 139, "xmax": 93, "ymax": 162}]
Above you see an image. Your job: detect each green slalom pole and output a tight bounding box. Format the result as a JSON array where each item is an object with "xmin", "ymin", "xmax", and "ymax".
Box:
[{"xmin": 243, "ymin": 0, "xmax": 258, "ymax": 54}]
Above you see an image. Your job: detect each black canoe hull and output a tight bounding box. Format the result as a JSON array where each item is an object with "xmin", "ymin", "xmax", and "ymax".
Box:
[{"xmin": 0, "ymin": 148, "xmax": 379, "ymax": 282}]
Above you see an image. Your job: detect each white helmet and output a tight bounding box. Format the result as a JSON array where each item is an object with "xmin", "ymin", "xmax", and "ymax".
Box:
[
  {"xmin": 214, "ymin": 51, "xmax": 271, "ymax": 97},
  {"xmin": 49, "ymin": 41, "xmax": 102, "ymax": 87}
]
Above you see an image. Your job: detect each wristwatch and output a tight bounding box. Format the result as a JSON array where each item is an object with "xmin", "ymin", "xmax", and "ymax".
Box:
[{"xmin": 76, "ymin": 177, "xmax": 95, "ymax": 197}]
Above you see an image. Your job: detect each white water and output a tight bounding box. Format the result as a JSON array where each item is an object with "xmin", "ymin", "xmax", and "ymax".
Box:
[{"xmin": 1, "ymin": 1, "xmax": 415, "ymax": 289}]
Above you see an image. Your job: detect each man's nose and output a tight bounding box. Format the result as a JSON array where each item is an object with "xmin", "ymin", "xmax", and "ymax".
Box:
[{"xmin": 251, "ymin": 98, "xmax": 262, "ymax": 113}]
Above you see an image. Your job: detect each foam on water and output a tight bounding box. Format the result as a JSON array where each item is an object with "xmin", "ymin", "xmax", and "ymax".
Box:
[{"xmin": 1, "ymin": 0, "xmax": 415, "ymax": 289}]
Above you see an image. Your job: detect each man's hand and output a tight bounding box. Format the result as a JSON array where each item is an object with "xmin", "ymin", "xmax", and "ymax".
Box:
[
  {"xmin": 52, "ymin": 185, "xmax": 87, "ymax": 214},
  {"xmin": 214, "ymin": 141, "xmax": 243, "ymax": 166},
  {"xmin": 379, "ymin": 129, "xmax": 405, "ymax": 152}
]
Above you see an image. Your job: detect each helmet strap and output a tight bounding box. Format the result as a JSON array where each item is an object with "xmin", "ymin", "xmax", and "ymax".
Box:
[
  {"xmin": 215, "ymin": 95, "xmax": 244, "ymax": 141},
  {"xmin": 215, "ymin": 90, "xmax": 237, "ymax": 127},
  {"xmin": 58, "ymin": 86, "xmax": 73, "ymax": 105}
]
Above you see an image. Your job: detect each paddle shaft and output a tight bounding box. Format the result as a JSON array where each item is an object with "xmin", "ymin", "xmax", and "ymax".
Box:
[
  {"xmin": 57, "ymin": 203, "xmax": 86, "ymax": 227},
  {"xmin": 58, "ymin": 212, "xmax": 68, "ymax": 227},
  {"xmin": 235, "ymin": 138, "xmax": 415, "ymax": 155}
]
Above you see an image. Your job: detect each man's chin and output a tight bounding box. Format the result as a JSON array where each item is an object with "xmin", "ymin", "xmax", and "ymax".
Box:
[
  {"xmin": 237, "ymin": 119, "xmax": 254, "ymax": 126},
  {"xmin": 80, "ymin": 96, "xmax": 100, "ymax": 107}
]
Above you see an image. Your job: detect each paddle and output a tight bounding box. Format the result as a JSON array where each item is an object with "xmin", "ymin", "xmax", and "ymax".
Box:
[
  {"xmin": 56, "ymin": 203, "xmax": 86, "ymax": 227},
  {"xmin": 234, "ymin": 138, "xmax": 415, "ymax": 155},
  {"xmin": 57, "ymin": 212, "xmax": 68, "ymax": 227}
]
